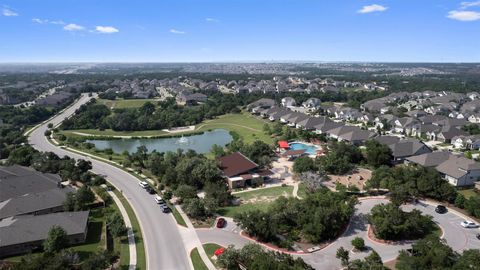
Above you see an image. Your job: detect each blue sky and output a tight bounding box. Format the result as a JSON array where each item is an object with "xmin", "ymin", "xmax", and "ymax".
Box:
[{"xmin": 1, "ymin": 0, "xmax": 479, "ymax": 62}]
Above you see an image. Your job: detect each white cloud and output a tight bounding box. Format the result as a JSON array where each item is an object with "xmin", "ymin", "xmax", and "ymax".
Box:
[
  {"xmin": 205, "ymin": 17, "xmax": 220, "ymax": 23},
  {"xmin": 461, "ymin": 1, "xmax": 480, "ymax": 9},
  {"xmin": 2, "ymin": 8, "xmax": 18, "ymax": 16},
  {"xmin": 358, "ymin": 4, "xmax": 387, "ymax": 14},
  {"xmin": 32, "ymin": 18, "xmax": 47, "ymax": 24},
  {"xmin": 33, "ymin": 18, "xmax": 65, "ymax": 25},
  {"xmin": 63, "ymin": 23, "xmax": 85, "ymax": 31},
  {"xmin": 169, "ymin": 29, "xmax": 186, "ymax": 34},
  {"xmin": 95, "ymin": 26, "xmax": 119, "ymax": 34},
  {"xmin": 447, "ymin": 10, "xmax": 480, "ymax": 21},
  {"xmin": 50, "ymin": 20, "xmax": 65, "ymax": 25}
]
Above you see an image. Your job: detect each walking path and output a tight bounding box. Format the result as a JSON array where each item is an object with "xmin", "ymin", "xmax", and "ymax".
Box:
[
  {"xmin": 175, "ymin": 205, "xmax": 217, "ymax": 270},
  {"xmin": 107, "ymin": 190, "xmax": 137, "ymax": 270},
  {"xmin": 292, "ymin": 182, "xmax": 300, "ymax": 198}
]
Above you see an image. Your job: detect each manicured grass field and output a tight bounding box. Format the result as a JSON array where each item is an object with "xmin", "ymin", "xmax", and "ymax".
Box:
[
  {"xmin": 61, "ymin": 129, "xmax": 168, "ymax": 137},
  {"xmin": 190, "ymin": 248, "xmax": 208, "ymax": 270},
  {"xmin": 61, "ymin": 112, "xmax": 274, "ymax": 144},
  {"xmin": 203, "ymin": 243, "xmax": 223, "ymax": 267},
  {"xmin": 218, "ymin": 186, "xmax": 293, "ymax": 218},
  {"xmin": 458, "ymin": 189, "xmax": 479, "ymax": 199},
  {"xmin": 98, "ymin": 98, "xmax": 160, "ymax": 109},
  {"xmin": 195, "ymin": 113, "xmax": 273, "ymax": 144},
  {"xmin": 297, "ymin": 183, "xmax": 307, "ymax": 199}
]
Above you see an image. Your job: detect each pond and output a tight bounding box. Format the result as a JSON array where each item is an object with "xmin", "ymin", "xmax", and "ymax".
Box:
[{"xmin": 87, "ymin": 129, "xmax": 233, "ymax": 154}]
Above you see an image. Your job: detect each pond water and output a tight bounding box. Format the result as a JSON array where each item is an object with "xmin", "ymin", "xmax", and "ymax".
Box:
[{"xmin": 87, "ymin": 129, "xmax": 233, "ymax": 154}]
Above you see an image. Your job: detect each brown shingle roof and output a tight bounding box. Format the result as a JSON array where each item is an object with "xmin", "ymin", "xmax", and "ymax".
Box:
[{"xmin": 217, "ymin": 152, "xmax": 258, "ymax": 178}]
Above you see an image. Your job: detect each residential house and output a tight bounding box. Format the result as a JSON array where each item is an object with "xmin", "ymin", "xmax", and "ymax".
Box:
[
  {"xmin": 281, "ymin": 97, "xmax": 296, "ymax": 107},
  {"xmin": 428, "ymin": 125, "xmax": 467, "ymax": 143},
  {"xmin": 451, "ymin": 135, "xmax": 480, "ymax": 150},
  {"xmin": 436, "ymin": 155, "xmax": 480, "ymax": 186},
  {"xmin": 0, "ymin": 211, "xmax": 89, "ymax": 257},
  {"xmin": 393, "ymin": 117, "xmax": 420, "ymax": 135},
  {"xmin": 302, "ymin": 98, "xmax": 322, "ymax": 110},
  {"xmin": 375, "ymin": 137, "xmax": 432, "ymax": 163},
  {"xmin": 326, "ymin": 126, "xmax": 376, "ymax": 145}
]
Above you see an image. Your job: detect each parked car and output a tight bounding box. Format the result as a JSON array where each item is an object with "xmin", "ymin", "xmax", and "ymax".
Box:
[
  {"xmin": 154, "ymin": 195, "xmax": 164, "ymax": 204},
  {"xmin": 461, "ymin": 220, "xmax": 478, "ymax": 228},
  {"xmin": 216, "ymin": 218, "xmax": 226, "ymax": 228},
  {"xmin": 160, "ymin": 204, "xmax": 170, "ymax": 213},
  {"xmin": 145, "ymin": 186, "xmax": 155, "ymax": 194},
  {"xmin": 476, "ymin": 233, "xmax": 480, "ymax": 240},
  {"xmin": 435, "ymin": 205, "xmax": 447, "ymax": 214},
  {"xmin": 138, "ymin": 181, "xmax": 149, "ymax": 189}
]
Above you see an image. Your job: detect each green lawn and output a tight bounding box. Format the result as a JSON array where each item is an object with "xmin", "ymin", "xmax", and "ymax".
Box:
[
  {"xmin": 190, "ymin": 248, "xmax": 208, "ymax": 270},
  {"xmin": 60, "ymin": 112, "xmax": 273, "ymax": 144},
  {"xmin": 203, "ymin": 243, "xmax": 223, "ymax": 267},
  {"xmin": 98, "ymin": 98, "xmax": 160, "ymax": 109},
  {"xmin": 297, "ymin": 183, "xmax": 307, "ymax": 199},
  {"xmin": 113, "ymin": 189, "xmax": 146, "ymax": 270},
  {"xmin": 218, "ymin": 186, "xmax": 294, "ymax": 218},
  {"xmin": 71, "ymin": 209, "xmax": 105, "ymax": 260},
  {"xmin": 61, "ymin": 129, "xmax": 168, "ymax": 137},
  {"xmin": 458, "ymin": 189, "xmax": 479, "ymax": 199}
]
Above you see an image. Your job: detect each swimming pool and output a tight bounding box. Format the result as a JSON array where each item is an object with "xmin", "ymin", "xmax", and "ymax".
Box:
[{"xmin": 289, "ymin": 142, "xmax": 318, "ymax": 155}]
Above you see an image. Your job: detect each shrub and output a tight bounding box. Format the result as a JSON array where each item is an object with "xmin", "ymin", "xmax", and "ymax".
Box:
[{"xmin": 351, "ymin": 237, "xmax": 366, "ymax": 251}]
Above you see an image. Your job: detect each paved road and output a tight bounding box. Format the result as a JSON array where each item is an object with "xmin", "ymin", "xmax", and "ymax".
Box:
[
  {"xmin": 197, "ymin": 198, "xmax": 480, "ymax": 270},
  {"xmin": 28, "ymin": 94, "xmax": 191, "ymax": 270}
]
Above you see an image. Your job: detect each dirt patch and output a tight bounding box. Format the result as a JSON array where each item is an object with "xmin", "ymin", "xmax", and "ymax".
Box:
[
  {"xmin": 325, "ymin": 168, "xmax": 372, "ymax": 191},
  {"xmin": 243, "ymin": 192, "xmax": 290, "ymax": 204}
]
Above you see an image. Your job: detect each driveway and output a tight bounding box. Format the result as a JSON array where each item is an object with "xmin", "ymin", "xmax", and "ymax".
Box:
[
  {"xmin": 28, "ymin": 94, "xmax": 191, "ymax": 270},
  {"xmin": 197, "ymin": 198, "xmax": 480, "ymax": 270}
]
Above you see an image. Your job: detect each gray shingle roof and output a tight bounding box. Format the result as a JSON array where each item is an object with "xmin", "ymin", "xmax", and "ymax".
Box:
[
  {"xmin": 0, "ymin": 211, "xmax": 89, "ymax": 247},
  {"xmin": 406, "ymin": 151, "xmax": 453, "ymax": 167}
]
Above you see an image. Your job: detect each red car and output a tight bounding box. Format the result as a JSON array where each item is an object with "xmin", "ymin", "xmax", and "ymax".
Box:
[{"xmin": 216, "ymin": 218, "xmax": 226, "ymax": 228}]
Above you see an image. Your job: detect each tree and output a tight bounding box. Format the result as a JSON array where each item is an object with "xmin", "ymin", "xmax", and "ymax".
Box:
[
  {"xmin": 349, "ymin": 250, "xmax": 387, "ymax": 270},
  {"xmin": 75, "ymin": 186, "xmax": 95, "ymax": 210},
  {"xmin": 43, "ymin": 226, "xmax": 69, "ymax": 253},
  {"xmin": 44, "ymin": 130, "xmax": 52, "ymax": 137},
  {"xmin": 368, "ymin": 203, "xmax": 435, "ymax": 241},
  {"xmin": 175, "ymin": 184, "xmax": 197, "ymax": 203},
  {"xmin": 210, "ymin": 144, "xmax": 226, "ymax": 158},
  {"xmin": 299, "ymin": 170, "xmax": 328, "ymax": 193},
  {"xmin": 351, "ymin": 237, "xmax": 366, "ymax": 251},
  {"xmin": 365, "ymin": 140, "xmax": 392, "ymax": 167},
  {"xmin": 63, "ymin": 192, "xmax": 76, "ymax": 211},
  {"xmin": 293, "ymin": 156, "xmax": 316, "ymax": 174},
  {"xmin": 107, "ymin": 212, "xmax": 126, "ymax": 237},
  {"xmin": 336, "ymin": 247, "xmax": 350, "ymax": 267},
  {"xmin": 82, "ymin": 250, "xmax": 115, "ymax": 270},
  {"xmin": 183, "ymin": 198, "xmax": 208, "ymax": 219},
  {"xmin": 234, "ymin": 210, "xmax": 278, "ymax": 242},
  {"xmin": 396, "ymin": 236, "xmax": 457, "ymax": 270}
]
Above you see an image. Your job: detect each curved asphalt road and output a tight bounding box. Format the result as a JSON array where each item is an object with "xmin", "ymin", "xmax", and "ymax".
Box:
[
  {"xmin": 197, "ymin": 198, "xmax": 480, "ymax": 270},
  {"xmin": 28, "ymin": 94, "xmax": 190, "ymax": 270}
]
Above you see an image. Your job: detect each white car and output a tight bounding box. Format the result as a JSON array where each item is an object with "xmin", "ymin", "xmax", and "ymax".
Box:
[
  {"xmin": 461, "ymin": 220, "xmax": 478, "ymax": 228},
  {"xmin": 138, "ymin": 181, "xmax": 149, "ymax": 189},
  {"xmin": 154, "ymin": 195, "xmax": 164, "ymax": 204}
]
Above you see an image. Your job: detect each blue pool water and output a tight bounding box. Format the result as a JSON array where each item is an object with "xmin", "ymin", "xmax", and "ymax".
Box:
[{"xmin": 289, "ymin": 142, "xmax": 318, "ymax": 155}]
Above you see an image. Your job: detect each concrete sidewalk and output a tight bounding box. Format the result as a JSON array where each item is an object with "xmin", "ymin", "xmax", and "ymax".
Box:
[
  {"xmin": 175, "ymin": 205, "xmax": 217, "ymax": 270},
  {"xmin": 108, "ymin": 190, "xmax": 137, "ymax": 270}
]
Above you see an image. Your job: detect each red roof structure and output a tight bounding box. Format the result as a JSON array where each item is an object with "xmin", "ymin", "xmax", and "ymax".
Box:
[
  {"xmin": 278, "ymin": 141, "xmax": 289, "ymax": 149},
  {"xmin": 214, "ymin": 247, "xmax": 225, "ymax": 256}
]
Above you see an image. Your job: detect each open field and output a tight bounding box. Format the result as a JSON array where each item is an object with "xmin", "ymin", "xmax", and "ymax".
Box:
[
  {"xmin": 218, "ymin": 185, "xmax": 293, "ymax": 217},
  {"xmin": 97, "ymin": 98, "xmax": 160, "ymax": 109},
  {"xmin": 61, "ymin": 112, "xmax": 273, "ymax": 144}
]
